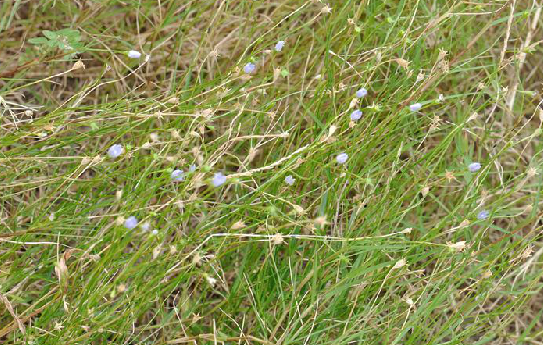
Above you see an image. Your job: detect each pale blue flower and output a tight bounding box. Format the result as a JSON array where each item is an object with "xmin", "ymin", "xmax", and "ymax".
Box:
[
  {"xmin": 213, "ymin": 172, "xmax": 227, "ymax": 187},
  {"xmin": 410, "ymin": 103, "xmax": 422, "ymax": 112},
  {"xmin": 171, "ymin": 169, "xmax": 184, "ymax": 182},
  {"xmin": 189, "ymin": 164, "xmax": 197, "ymax": 173},
  {"xmin": 124, "ymin": 216, "xmax": 138, "ymax": 229},
  {"xmin": 244, "ymin": 62, "xmax": 256, "ymax": 74},
  {"xmin": 477, "ymin": 210, "xmax": 489, "ymax": 220},
  {"xmin": 336, "ymin": 153, "xmax": 348, "ymax": 164},
  {"xmin": 356, "ymin": 88, "xmax": 367, "ymax": 98},
  {"xmin": 468, "ymin": 162, "xmax": 481, "ymax": 173},
  {"xmin": 275, "ymin": 41, "xmax": 285, "ymax": 52},
  {"xmin": 350, "ymin": 109, "xmax": 362, "ymax": 121},
  {"xmin": 285, "ymin": 175, "xmax": 295, "ymax": 185},
  {"xmin": 108, "ymin": 144, "xmax": 124, "ymax": 158},
  {"xmin": 127, "ymin": 50, "xmax": 142, "ymax": 59}
]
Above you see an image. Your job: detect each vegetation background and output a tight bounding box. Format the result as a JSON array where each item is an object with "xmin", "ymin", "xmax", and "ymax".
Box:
[{"xmin": 1, "ymin": 0, "xmax": 543, "ymax": 344}]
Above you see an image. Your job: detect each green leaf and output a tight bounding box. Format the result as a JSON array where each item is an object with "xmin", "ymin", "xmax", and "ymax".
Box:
[
  {"xmin": 28, "ymin": 37, "xmax": 49, "ymax": 45},
  {"xmin": 42, "ymin": 30, "xmax": 58, "ymax": 40},
  {"xmin": 59, "ymin": 28, "xmax": 77, "ymax": 35}
]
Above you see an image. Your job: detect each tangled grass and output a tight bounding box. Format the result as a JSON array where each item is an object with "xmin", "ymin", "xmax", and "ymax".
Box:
[{"xmin": 1, "ymin": 0, "xmax": 543, "ymax": 344}]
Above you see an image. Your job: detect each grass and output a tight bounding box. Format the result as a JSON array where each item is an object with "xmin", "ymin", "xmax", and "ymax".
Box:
[{"xmin": 1, "ymin": 0, "xmax": 543, "ymax": 344}]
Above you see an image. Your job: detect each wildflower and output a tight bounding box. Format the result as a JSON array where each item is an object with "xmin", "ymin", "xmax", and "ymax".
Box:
[
  {"xmin": 244, "ymin": 62, "xmax": 256, "ymax": 74},
  {"xmin": 212, "ymin": 172, "xmax": 227, "ymax": 187},
  {"xmin": 206, "ymin": 275, "xmax": 217, "ymax": 286},
  {"xmin": 356, "ymin": 87, "xmax": 367, "ymax": 98},
  {"xmin": 151, "ymin": 229, "xmax": 159, "ymax": 235},
  {"xmin": 189, "ymin": 164, "xmax": 197, "ymax": 173},
  {"xmin": 171, "ymin": 169, "xmax": 185, "ymax": 182},
  {"xmin": 124, "ymin": 216, "xmax": 138, "ymax": 230},
  {"xmin": 141, "ymin": 222, "xmax": 150, "ymax": 232},
  {"xmin": 127, "ymin": 50, "xmax": 142, "ymax": 59},
  {"xmin": 275, "ymin": 41, "xmax": 285, "ymax": 52},
  {"xmin": 285, "ymin": 175, "xmax": 296, "ymax": 185},
  {"xmin": 350, "ymin": 109, "xmax": 362, "ymax": 121},
  {"xmin": 336, "ymin": 153, "xmax": 348, "ymax": 164},
  {"xmin": 409, "ymin": 103, "xmax": 422, "ymax": 112},
  {"xmin": 468, "ymin": 162, "xmax": 481, "ymax": 173},
  {"xmin": 108, "ymin": 144, "xmax": 124, "ymax": 159},
  {"xmin": 477, "ymin": 210, "xmax": 489, "ymax": 220}
]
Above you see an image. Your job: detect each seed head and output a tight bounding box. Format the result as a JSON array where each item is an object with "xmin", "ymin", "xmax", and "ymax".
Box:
[
  {"xmin": 447, "ymin": 241, "xmax": 467, "ymax": 251},
  {"xmin": 272, "ymin": 233, "xmax": 284, "ymax": 245},
  {"xmin": 73, "ymin": 60, "xmax": 85, "ymax": 70}
]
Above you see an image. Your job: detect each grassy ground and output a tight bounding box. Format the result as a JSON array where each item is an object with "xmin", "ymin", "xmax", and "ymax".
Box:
[{"xmin": 1, "ymin": 0, "xmax": 543, "ymax": 344}]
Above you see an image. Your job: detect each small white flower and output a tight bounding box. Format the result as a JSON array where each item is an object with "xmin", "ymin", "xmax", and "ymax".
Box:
[
  {"xmin": 171, "ymin": 169, "xmax": 185, "ymax": 182},
  {"xmin": 189, "ymin": 164, "xmax": 197, "ymax": 173},
  {"xmin": 468, "ymin": 162, "xmax": 481, "ymax": 173},
  {"xmin": 124, "ymin": 216, "xmax": 138, "ymax": 230},
  {"xmin": 244, "ymin": 62, "xmax": 256, "ymax": 74},
  {"xmin": 141, "ymin": 222, "xmax": 150, "ymax": 232},
  {"xmin": 108, "ymin": 144, "xmax": 124, "ymax": 159},
  {"xmin": 212, "ymin": 172, "xmax": 227, "ymax": 187},
  {"xmin": 356, "ymin": 88, "xmax": 367, "ymax": 98},
  {"xmin": 151, "ymin": 229, "xmax": 159, "ymax": 235},
  {"xmin": 206, "ymin": 276, "xmax": 217, "ymax": 286},
  {"xmin": 127, "ymin": 50, "xmax": 142, "ymax": 59},
  {"xmin": 477, "ymin": 210, "xmax": 489, "ymax": 220},
  {"xmin": 410, "ymin": 103, "xmax": 422, "ymax": 112},
  {"xmin": 336, "ymin": 153, "xmax": 348, "ymax": 164},
  {"xmin": 350, "ymin": 109, "xmax": 362, "ymax": 121},
  {"xmin": 285, "ymin": 175, "xmax": 295, "ymax": 185},
  {"xmin": 275, "ymin": 41, "xmax": 285, "ymax": 52}
]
